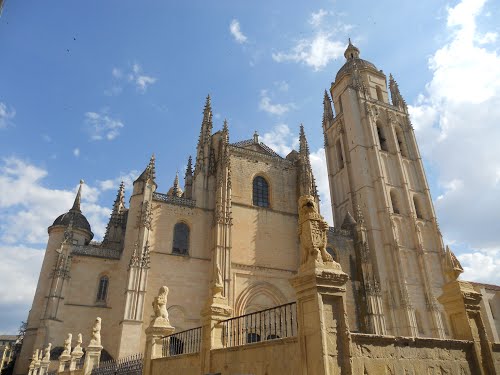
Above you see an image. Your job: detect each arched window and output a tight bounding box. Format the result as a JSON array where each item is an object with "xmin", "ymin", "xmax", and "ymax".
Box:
[
  {"xmin": 96, "ymin": 276, "xmax": 109, "ymax": 302},
  {"xmin": 377, "ymin": 124, "xmax": 388, "ymax": 151},
  {"xmin": 253, "ymin": 176, "xmax": 269, "ymax": 208},
  {"xmin": 376, "ymin": 86, "xmax": 383, "ymax": 101},
  {"xmin": 395, "ymin": 127, "xmax": 408, "ymax": 157},
  {"xmin": 338, "ymin": 96, "xmax": 343, "ymax": 113},
  {"xmin": 336, "ymin": 139, "xmax": 344, "ymax": 170},
  {"xmin": 413, "ymin": 196, "xmax": 424, "ymax": 219},
  {"xmin": 390, "ymin": 190, "xmax": 400, "ymax": 214},
  {"xmin": 172, "ymin": 222, "xmax": 190, "ymax": 255}
]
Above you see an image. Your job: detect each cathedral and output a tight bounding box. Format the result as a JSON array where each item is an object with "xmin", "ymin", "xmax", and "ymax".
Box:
[{"xmin": 16, "ymin": 41, "xmax": 500, "ymax": 375}]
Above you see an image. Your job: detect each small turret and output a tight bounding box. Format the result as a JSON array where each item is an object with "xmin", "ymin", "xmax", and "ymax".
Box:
[
  {"xmin": 344, "ymin": 38, "xmax": 360, "ymax": 60},
  {"xmin": 133, "ymin": 154, "xmax": 157, "ymax": 195},
  {"xmin": 50, "ymin": 180, "xmax": 93, "ymax": 242},
  {"xmin": 102, "ymin": 182, "xmax": 127, "ymax": 249},
  {"xmin": 167, "ymin": 171, "xmax": 183, "ymax": 198}
]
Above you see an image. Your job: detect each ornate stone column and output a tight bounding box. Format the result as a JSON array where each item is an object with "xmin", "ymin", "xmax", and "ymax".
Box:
[
  {"xmin": 290, "ymin": 195, "xmax": 353, "ymax": 375},
  {"xmin": 83, "ymin": 318, "xmax": 103, "ymax": 375},
  {"xmin": 38, "ymin": 343, "xmax": 51, "ymax": 375},
  {"xmin": 143, "ymin": 286, "xmax": 175, "ymax": 375},
  {"xmin": 69, "ymin": 334, "xmax": 84, "ymax": 371},
  {"xmin": 58, "ymin": 334, "xmax": 72, "ymax": 373},
  {"xmin": 200, "ymin": 266, "xmax": 232, "ymax": 374}
]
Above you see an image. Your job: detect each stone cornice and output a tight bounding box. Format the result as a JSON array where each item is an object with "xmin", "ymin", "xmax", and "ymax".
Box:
[{"xmin": 229, "ymin": 145, "xmax": 294, "ymax": 166}]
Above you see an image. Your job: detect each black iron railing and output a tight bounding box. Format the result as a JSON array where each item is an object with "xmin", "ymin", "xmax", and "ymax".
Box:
[
  {"xmin": 90, "ymin": 353, "xmax": 143, "ymax": 375},
  {"xmin": 161, "ymin": 327, "xmax": 202, "ymax": 357},
  {"xmin": 222, "ymin": 302, "xmax": 297, "ymax": 348}
]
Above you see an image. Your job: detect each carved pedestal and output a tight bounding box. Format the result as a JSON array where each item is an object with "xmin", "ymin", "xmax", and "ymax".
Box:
[
  {"xmin": 143, "ymin": 322, "xmax": 174, "ymax": 375},
  {"xmin": 38, "ymin": 359, "xmax": 50, "ymax": 375},
  {"xmin": 200, "ymin": 294, "xmax": 232, "ymax": 374},
  {"xmin": 290, "ymin": 263, "xmax": 352, "ymax": 375},
  {"xmin": 82, "ymin": 346, "xmax": 102, "ymax": 375},
  {"xmin": 439, "ymin": 280, "xmax": 495, "ymax": 375},
  {"xmin": 69, "ymin": 349, "xmax": 84, "ymax": 371},
  {"xmin": 57, "ymin": 354, "xmax": 71, "ymax": 373}
]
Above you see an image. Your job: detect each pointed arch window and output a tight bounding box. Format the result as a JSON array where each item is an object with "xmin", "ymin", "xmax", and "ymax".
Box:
[
  {"xmin": 390, "ymin": 190, "xmax": 401, "ymax": 214},
  {"xmin": 253, "ymin": 176, "xmax": 269, "ymax": 208},
  {"xmin": 172, "ymin": 222, "xmax": 190, "ymax": 255},
  {"xmin": 395, "ymin": 126, "xmax": 408, "ymax": 157},
  {"xmin": 336, "ymin": 139, "xmax": 344, "ymax": 170},
  {"xmin": 377, "ymin": 124, "xmax": 388, "ymax": 152},
  {"xmin": 96, "ymin": 276, "xmax": 109, "ymax": 302},
  {"xmin": 376, "ymin": 86, "xmax": 384, "ymax": 102},
  {"xmin": 413, "ymin": 196, "xmax": 424, "ymax": 219}
]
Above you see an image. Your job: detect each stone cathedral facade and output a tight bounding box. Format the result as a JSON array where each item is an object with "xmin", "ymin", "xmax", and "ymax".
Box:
[{"xmin": 16, "ymin": 41, "xmax": 500, "ymax": 374}]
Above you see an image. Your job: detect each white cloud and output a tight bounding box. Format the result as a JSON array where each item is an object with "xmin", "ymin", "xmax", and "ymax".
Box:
[
  {"xmin": 309, "ymin": 9, "xmax": 328, "ymax": 27},
  {"xmin": 230, "ymin": 19, "xmax": 248, "ymax": 44},
  {"xmin": 97, "ymin": 170, "xmax": 139, "ymax": 193},
  {"xmin": 261, "ymin": 123, "xmax": 298, "ymax": 156},
  {"xmin": 274, "ymin": 81, "xmax": 289, "ymax": 92},
  {"xmin": 73, "ymin": 148, "xmax": 80, "ymax": 157},
  {"xmin": 408, "ymin": 0, "xmax": 500, "ymax": 283},
  {"xmin": 272, "ymin": 10, "xmax": 350, "ymax": 71},
  {"xmin": 85, "ymin": 110, "xmax": 124, "ymax": 141},
  {"xmin": 0, "ymin": 102, "xmax": 16, "ymax": 129},
  {"xmin": 106, "ymin": 64, "xmax": 156, "ymax": 95},
  {"xmin": 259, "ymin": 90, "xmax": 294, "ymax": 116}
]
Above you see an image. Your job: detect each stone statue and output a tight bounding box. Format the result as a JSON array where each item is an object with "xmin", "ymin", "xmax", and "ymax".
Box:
[
  {"xmin": 212, "ymin": 263, "xmax": 224, "ymax": 297},
  {"xmin": 151, "ymin": 286, "xmax": 170, "ymax": 327},
  {"xmin": 43, "ymin": 343, "xmax": 52, "ymax": 361},
  {"xmin": 89, "ymin": 318, "xmax": 101, "ymax": 347},
  {"xmin": 298, "ymin": 195, "xmax": 334, "ymax": 266},
  {"xmin": 61, "ymin": 334, "xmax": 72, "ymax": 357},
  {"xmin": 72, "ymin": 333, "xmax": 83, "ymax": 354}
]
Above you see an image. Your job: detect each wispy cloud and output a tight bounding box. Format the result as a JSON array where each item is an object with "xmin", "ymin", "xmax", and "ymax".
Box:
[
  {"xmin": 229, "ymin": 19, "xmax": 248, "ymax": 44},
  {"xmin": 73, "ymin": 148, "xmax": 80, "ymax": 157},
  {"xmin": 85, "ymin": 110, "xmax": 124, "ymax": 141},
  {"xmin": 261, "ymin": 123, "xmax": 298, "ymax": 156},
  {"xmin": 105, "ymin": 63, "xmax": 157, "ymax": 95},
  {"xmin": 0, "ymin": 102, "xmax": 16, "ymax": 129},
  {"xmin": 259, "ymin": 90, "xmax": 295, "ymax": 116},
  {"xmin": 408, "ymin": 0, "xmax": 500, "ymax": 284},
  {"xmin": 272, "ymin": 10, "xmax": 351, "ymax": 71}
]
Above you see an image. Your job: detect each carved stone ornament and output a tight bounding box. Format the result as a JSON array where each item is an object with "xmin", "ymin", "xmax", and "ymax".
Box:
[
  {"xmin": 61, "ymin": 333, "xmax": 72, "ymax": 358},
  {"xmin": 136, "ymin": 201, "xmax": 153, "ymax": 230},
  {"xmin": 72, "ymin": 333, "xmax": 83, "ymax": 355},
  {"xmin": 89, "ymin": 317, "xmax": 101, "ymax": 347},
  {"xmin": 150, "ymin": 286, "xmax": 172, "ymax": 328},
  {"xmin": 298, "ymin": 195, "xmax": 335, "ymax": 267},
  {"xmin": 444, "ymin": 245, "xmax": 463, "ymax": 281},
  {"xmin": 43, "ymin": 343, "xmax": 52, "ymax": 361},
  {"xmin": 212, "ymin": 263, "xmax": 224, "ymax": 298}
]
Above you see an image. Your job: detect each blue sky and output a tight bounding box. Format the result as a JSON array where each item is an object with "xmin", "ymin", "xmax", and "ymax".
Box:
[{"xmin": 1, "ymin": 0, "xmax": 499, "ymax": 334}]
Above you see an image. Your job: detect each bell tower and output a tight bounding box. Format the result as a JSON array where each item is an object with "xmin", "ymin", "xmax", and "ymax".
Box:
[{"xmin": 323, "ymin": 40, "xmax": 448, "ymax": 338}]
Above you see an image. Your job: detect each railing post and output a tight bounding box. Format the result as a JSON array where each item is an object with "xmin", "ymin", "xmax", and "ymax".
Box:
[
  {"xmin": 39, "ymin": 343, "xmax": 52, "ymax": 375},
  {"xmin": 143, "ymin": 286, "xmax": 175, "ymax": 375},
  {"xmin": 200, "ymin": 277, "xmax": 232, "ymax": 374},
  {"xmin": 83, "ymin": 318, "xmax": 103, "ymax": 375},
  {"xmin": 69, "ymin": 334, "xmax": 84, "ymax": 371},
  {"xmin": 290, "ymin": 195, "xmax": 353, "ymax": 375}
]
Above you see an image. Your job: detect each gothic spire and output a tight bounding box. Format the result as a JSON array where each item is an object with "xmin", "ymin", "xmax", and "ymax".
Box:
[
  {"xmin": 389, "ymin": 74, "xmax": 407, "ymax": 111},
  {"xmin": 112, "ymin": 181, "xmax": 125, "ymax": 214},
  {"xmin": 185, "ymin": 155, "xmax": 193, "ymax": 177},
  {"xmin": 298, "ymin": 125, "xmax": 318, "ymax": 197},
  {"xmin": 70, "ymin": 180, "xmax": 84, "ymax": 212},
  {"xmin": 222, "ymin": 119, "xmax": 229, "ymax": 144},
  {"xmin": 323, "ymin": 90, "xmax": 334, "ymax": 124},
  {"xmin": 167, "ymin": 171, "xmax": 183, "ymax": 198},
  {"xmin": 202, "ymin": 94, "xmax": 213, "ymax": 143},
  {"xmin": 195, "ymin": 95, "xmax": 213, "ymax": 175},
  {"xmin": 136, "ymin": 154, "xmax": 156, "ymax": 184},
  {"xmin": 103, "ymin": 182, "xmax": 126, "ymax": 244}
]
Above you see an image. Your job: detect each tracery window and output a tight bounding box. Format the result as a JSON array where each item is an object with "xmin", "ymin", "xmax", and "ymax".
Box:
[
  {"xmin": 413, "ymin": 196, "xmax": 424, "ymax": 219},
  {"xmin": 172, "ymin": 222, "xmax": 190, "ymax": 255},
  {"xmin": 253, "ymin": 176, "xmax": 269, "ymax": 208},
  {"xmin": 336, "ymin": 139, "xmax": 344, "ymax": 170},
  {"xmin": 377, "ymin": 124, "xmax": 388, "ymax": 152},
  {"xmin": 96, "ymin": 276, "xmax": 109, "ymax": 302},
  {"xmin": 390, "ymin": 190, "xmax": 400, "ymax": 214},
  {"xmin": 395, "ymin": 126, "xmax": 408, "ymax": 157}
]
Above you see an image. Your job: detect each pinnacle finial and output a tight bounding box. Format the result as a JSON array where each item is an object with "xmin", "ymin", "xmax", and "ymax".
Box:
[
  {"xmin": 223, "ymin": 119, "xmax": 229, "ymax": 132},
  {"xmin": 253, "ymin": 130, "xmax": 259, "ymax": 143},
  {"xmin": 344, "ymin": 38, "xmax": 360, "ymax": 60},
  {"xmin": 71, "ymin": 180, "xmax": 84, "ymax": 212},
  {"xmin": 186, "ymin": 155, "xmax": 193, "ymax": 176},
  {"xmin": 173, "ymin": 171, "xmax": 179, "ymax": 188}
]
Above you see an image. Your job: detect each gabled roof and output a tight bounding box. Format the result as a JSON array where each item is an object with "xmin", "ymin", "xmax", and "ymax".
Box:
[{"xmin": 231, "ymin": 139, "xmax": 283, "ymax": 159}]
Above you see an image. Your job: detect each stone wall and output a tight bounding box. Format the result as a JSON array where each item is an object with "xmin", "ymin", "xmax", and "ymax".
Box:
[
  {"xmin": 351, "ymin": 333, "xmax": 475, "ymax": 374},
  {"xmin": 151, "ymin": 353, "xmax": 200, "ymax": 375},
  {"xmin": 492, "ymin": 342, "xmax": 500, "ymax": 373}
]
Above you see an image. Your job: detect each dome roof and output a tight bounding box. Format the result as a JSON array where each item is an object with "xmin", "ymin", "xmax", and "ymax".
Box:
[
  {"xmin": 52, "ymin": 210, "xmax": 93, "ymax": 235},
  {"xmin": 50, "ymin": 180, "xmax": 93, "ymax": 238},
  {"xmin": 335, "ymin": 58, "xmax": 378, "ymax": 82},
  {"xmin": 334, "ymin": 39, "xmax": 379, "ymax": 82}
]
